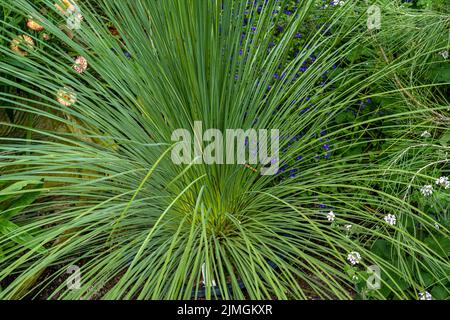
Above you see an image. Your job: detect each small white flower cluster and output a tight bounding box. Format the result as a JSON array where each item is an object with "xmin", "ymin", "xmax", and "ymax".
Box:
[
  {"xmin": 440, "ymin": 50, "xmax": 449, "ymax": 59},
  {"xmin": 435, "ymin": 176, "xmax": 449, "ymax": 189},
  {"xmin": 419, "ymin": 291, "xmax": 432, "ymax": 300},
  {"xmin": 73, "ymin": 56, "xmax": 88, "ymax": 74},
  {"xmin": 420, "ymin": 130, "xmax": 431, "ymax": 138},
  {"xmin": 327, "ymin": 211, "xmax": 335, "ymax": 222},
  {"xmin": 331, "ymin": 0, "xmax": 345, "ymax": 5},
  {"xmin": 344, "ymin": 224, "xmax": 352, "ymax": 231},
  {"xmin": 384, "ymin": 214, "xmax": 396, "ymax": 226},
  {"xmin": 420, "ymin": 185, "xmax": 433, "ymax": 197},
  {"xmin": 347, "ymin": 251, "xmax": 361, "ymax": 265}
]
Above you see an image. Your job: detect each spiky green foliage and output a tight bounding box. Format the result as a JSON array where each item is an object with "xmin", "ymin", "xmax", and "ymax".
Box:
[{"xmin": 0, "ymin": 0, "xmax": 448, "ymax": 299}]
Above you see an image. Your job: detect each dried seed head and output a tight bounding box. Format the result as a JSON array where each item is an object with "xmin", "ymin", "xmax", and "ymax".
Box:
[
  {"xmin": 26, "ymin": 19, "xmax": 44, "ymax": 31},
  {"xmin": 56, "ymin": 86, "xmax": 77, "ymax": 107},
  {"xmin": 10, "ymin": 35, "xmax": 35, "ymax": 56}
]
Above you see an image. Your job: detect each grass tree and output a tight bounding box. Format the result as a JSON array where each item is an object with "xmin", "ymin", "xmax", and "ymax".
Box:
[{"xmin": 0, "ymin": 0, "xmax": 448, "ymax": 299}]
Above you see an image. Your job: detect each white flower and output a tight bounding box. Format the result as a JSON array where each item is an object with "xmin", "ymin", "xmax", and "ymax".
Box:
[
  {"xmin": 420, "ymin": 131, "xmax": 431, "ymax": 138},
  {"xmin": 384, "ymin": 214, "xmax": 396, "ymax": 226},
  {"xmin": 327, "ymin": 211, "xmax": 335, "ymax": 222},
  {"xmin": 435, "ymin": 176, "xmax": 449, "ymax": 189},
  {"xmin": 434, "ymin": 222, "xmax": 440, "ymax": 230},
  {"xmin": 420, "ymin": 185, "xmax": 433, "ymax": 197},
  {"xmin": 73, "ymin": 56, "xmax": 88, "ymax": 74},
  {"xmin": 440, "ymin": 51, "xmax": 449, "ymax": 59},
  {"xmin": 67, "ymin": 12, "xmax": 83, "ymax": 30},
  {"xmin": 347, "ymin": 251, "xmax": 361, "ymax": 265},
  {"xmin": 419, "ymin": 291, "xmax": 432, "ymax": 300},
  {"xmin": 344, "ymin": 224, "xmax": 352, "ymax": 231},
  {"xmin": 331, "ymin": 0, "xmax": 345, "ymax": 5}
]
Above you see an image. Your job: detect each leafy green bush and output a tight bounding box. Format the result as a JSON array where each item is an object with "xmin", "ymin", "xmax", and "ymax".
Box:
[{"xmin": 0, "ymin": 180, "xmax": 44, "ymax": 254}]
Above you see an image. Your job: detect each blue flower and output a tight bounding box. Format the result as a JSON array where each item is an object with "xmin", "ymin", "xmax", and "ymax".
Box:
[{"xmin": 123, "ymin": 51, "xmax": 131, "ymax": 59}]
